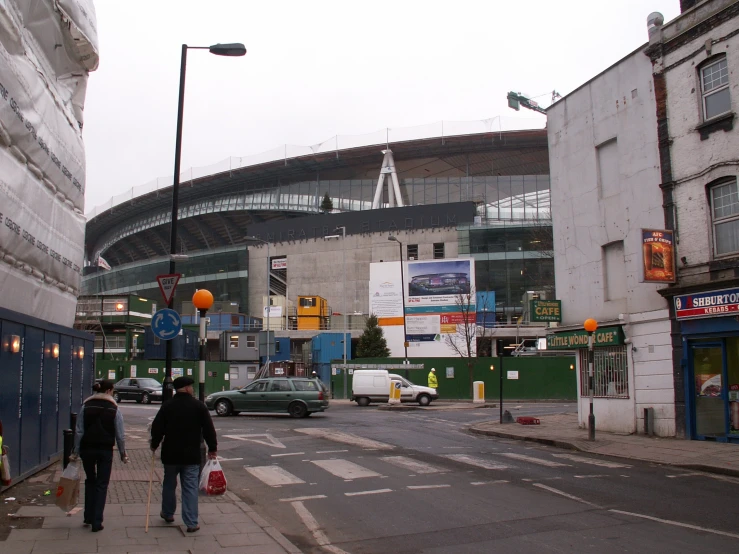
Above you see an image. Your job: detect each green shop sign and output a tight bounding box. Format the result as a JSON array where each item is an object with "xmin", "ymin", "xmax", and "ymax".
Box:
[
  {"xmin": 530, "ymin": 300, "xmax": 562, "ymax": 322},
  {"xmin": 546, "ymin": 326, "xmax": 624, "ymax": 350}
]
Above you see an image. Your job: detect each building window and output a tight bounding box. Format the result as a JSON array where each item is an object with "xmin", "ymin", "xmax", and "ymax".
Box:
[
  {"xmin": 275, "ymin": 341, "xmax": 281, "ymax": 353},
  {"xmin": 246, "ymin": 335, "xmax": 256, "ymax": 348},
  {"xmin": 433, "ymin": 243, "xmax": 445, "ymax": 259},
  {"xmin": 579, "ymin": 346, "xmax": 629, "ymax": 398},
  {"xmin": 300, "ymin": 297, "xmax": 316, "ymax": 307},
  {"xmin": 701, "ymin": 56, "xmax": 731, "ymax": 121},
  {"xmin": 711, "ymin": 178, "xmax": 739, "ymax": 256},
  {"xmin": 407, "ymin": 244, "xmax": 418, "ymax": 260},
  {"xmin": 229, "ymin": 335, "xmax": 239, "ymax": 348},
  {"xmin": 602, "ymin": 241, "xmax": 626, "ymax": 301}
]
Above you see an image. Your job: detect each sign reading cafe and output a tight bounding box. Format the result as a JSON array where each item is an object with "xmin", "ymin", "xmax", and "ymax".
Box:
[{"xmin": 674, "ymin": 287, "xmax": 739, "ymax": 320}]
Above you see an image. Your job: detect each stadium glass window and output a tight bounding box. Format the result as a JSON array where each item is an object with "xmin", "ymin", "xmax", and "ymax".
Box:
[
  {"xmin": 710, "ymin": 178, "xmax": 739, "ymax": 256},
  {"xmin": 407, "ymin": 244, "xmax": 418, "ymax": 260},
  {"xmin": 433, "ymin": 243, "xmax": 445, "ymax": 259},
  {"xmin": 701, "ymin": 56, "xmax": 731, "ymax": 121}
]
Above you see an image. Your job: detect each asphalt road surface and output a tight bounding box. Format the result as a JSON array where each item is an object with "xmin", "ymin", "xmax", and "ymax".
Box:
[{"xmin": 119, "ymin": 401, "xmax": 739, "ymax": 553}]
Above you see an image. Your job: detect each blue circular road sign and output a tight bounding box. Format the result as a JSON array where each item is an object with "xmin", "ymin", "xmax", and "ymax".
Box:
[{"xmin": 152, "ymin": 308, "xmax": 182, "ymax": 341}]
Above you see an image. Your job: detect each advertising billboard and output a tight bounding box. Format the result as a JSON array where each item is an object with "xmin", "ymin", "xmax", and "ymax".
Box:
[
  {"xmin": 642, "ymin": 229, "xmax": 676, "ymax": 283},
  {"xmin": 369, "ymin": 258, "xmax": 476, "ymax": 357}
]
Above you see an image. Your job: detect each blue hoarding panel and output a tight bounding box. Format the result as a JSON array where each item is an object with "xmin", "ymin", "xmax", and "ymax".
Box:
[
  {"xmin": 20, "ymin": 327, "xmax": 43, "ymax": 476},
  {"xmin": 312, "ymin": 333, "xmax": 351, "ymax": 364},
  {"xmin": 0, "ymin": 320, "xmax": 23, "ymax": 482},
  {"xmin": 58, "ymin": 336, "xmax": 74, "ymax": 452},
  {"xmin": 40, "ymin": 331, "xmax": 61, "ymax": 466}
]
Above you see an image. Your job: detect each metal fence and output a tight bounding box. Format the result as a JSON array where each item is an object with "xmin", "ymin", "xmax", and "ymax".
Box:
[{"xmin": 578, "ymin": 346, "xmax": 629, "ymax": 398}]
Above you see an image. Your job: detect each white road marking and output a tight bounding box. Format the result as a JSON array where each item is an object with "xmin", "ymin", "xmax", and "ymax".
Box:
[
  {"xmin": 223, "ymin": 433, "xmax": 286, "ymax": 448},
  {"xmin": 471, "ymin": 480, "xmax": 509, "ymax": 486},
  {"xmin": 500, "ymin": 453, "xmax": 570, "ymax": 467},
  {"xmin": 443, "ymin": 454, "xmax": 509, "ymax": 470},
  {"xmin": 280, "ymin": 495, "xmax": 326, "ymax": 502},
  {"xmin": 532, "ymin": 483, "xmax": 601, "ymax": 508},
  {"xmin": 312, "ymin": 459, "xmax": 382, "ymax": 479},
  {"xmin": 381, "ymin": 456, "xmax": 447, "ymax": 474},
  {"xmin": 217, "ymin": 457, "xmax": 244, "ymax": 462},
  {"xmin": 271, "ymin": 452, "xmax": 305, "ymax": 457},
  {"xmin": 245, "ymin": 466, "xmax": 305, "ymax": 486},
  {"xmin": 666, "ymin": 472, "xmax": 704, "ymax": 478},
  {"xmin": 316, "ymin": 450, "xmax": 348, "ymax": 454},
  {"xmin": 610, "ymin": 509, "xmax": 739, "ymax": 539},
  {"xmin": 344, "ymin": 489, "xmax": 393, "ymax": 497},
  {"xmin": 292, "ymin": 501, "xmax": 350, "ymax": 554},
  {"xmin": 296, "ymin": 428, "xmax": 394, "ymax": 450},
  {"xmin": 552, "ymin": 453, "xmax": 631, "ymax": 468},
  {"xmin": 574, "ymin": 475, "xmax": 609, "ymax": 479},
  {"xmin": 407, "ymin": 484, "xmax": 450, "ymax": 490}
]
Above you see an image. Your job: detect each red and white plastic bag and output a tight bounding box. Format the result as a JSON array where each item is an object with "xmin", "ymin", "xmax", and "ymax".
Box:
[{"xmin": 199, "ymin": 459, "xmax": 227, "ymax": 496}]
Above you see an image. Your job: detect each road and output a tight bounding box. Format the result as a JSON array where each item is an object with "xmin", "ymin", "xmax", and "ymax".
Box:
[{"xmin": 119, "ymin": 401, "xmax": 739, "ymax": 553}]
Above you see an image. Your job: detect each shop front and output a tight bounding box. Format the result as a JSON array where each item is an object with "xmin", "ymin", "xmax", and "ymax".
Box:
[{"xmin": 675, "ymin": 287, "xmax": 739, "ymax": 442}]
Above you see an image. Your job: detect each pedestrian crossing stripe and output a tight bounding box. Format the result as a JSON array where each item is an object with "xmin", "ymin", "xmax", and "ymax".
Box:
[
  {"xmin": 551, "ymin": 453, "xmax": 631, "ymax": 468},
  {"xmin": 442, "ymin": 454, "xmax": 509, "ymax": 470},
  {"xmin": 380, "ymin": 456, "xmax": 447, "ymax": 474},
  {"xmin": 312, "ymin": 459, "xmax": 383, "ymax": 480},
  {"xmin": 245, "ymin": 466, "xmax": 305, "ymax": 486},
  {"xmin": 500, "ymin": 453, "xmax": 570, "ymax": 467}
]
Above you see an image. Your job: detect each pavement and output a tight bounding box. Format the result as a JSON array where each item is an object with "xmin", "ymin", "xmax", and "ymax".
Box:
[
  {"xmin": 469, "ymin": 411, "xmax": 739, "ymax": 477},
  {"xmin": 2, "ymin": 431, "xmax": 301, "ymax": 553}
]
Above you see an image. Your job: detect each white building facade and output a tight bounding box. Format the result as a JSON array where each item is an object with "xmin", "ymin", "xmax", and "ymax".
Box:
[
  {"xmin": 547, "ymin": 46, "xmax": 675, "ymax": 436},
  {"xmin": 648, "ymin": 0, "xmax": 739, "ymax": 442}
]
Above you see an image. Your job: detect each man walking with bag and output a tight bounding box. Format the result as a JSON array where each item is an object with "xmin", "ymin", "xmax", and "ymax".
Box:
[{"xmin": 150, "ymin": 376, "xmax": 217, "ymax": 533}]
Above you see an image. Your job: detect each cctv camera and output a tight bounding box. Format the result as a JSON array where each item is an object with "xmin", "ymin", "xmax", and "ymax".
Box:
[{"xmin": 624, "ymin": 338, "xmax": 632, "ymax": 344}]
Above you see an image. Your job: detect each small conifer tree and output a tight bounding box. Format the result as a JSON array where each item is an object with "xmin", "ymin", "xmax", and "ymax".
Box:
[
  {"xmin": 356, "ymin": 314, "xmax": 390, "ymax": 358},
  {"xmin": 320, "ymin": 192, "xmax": 334, "ymax": 213}
]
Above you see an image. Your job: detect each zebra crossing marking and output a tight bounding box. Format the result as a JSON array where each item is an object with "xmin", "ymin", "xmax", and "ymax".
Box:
[
  {"xmin": 344, "ymin": 489, "xmax": 393, "ymax": 497},
  {"xmin": 551, "ymin": 453, "xmax": 631, "ymax": 469},
  {"xmin": 245, "ymin": 466, "xmax": 305, "ymax": 486},
  {"xmin": 312, "ymin": 459, "xmax": 383, "ymax": 480},
  {"xmin": 500, "ymin": 453, "xmax": 570, "ymax": 467},
  {"xmin": 380, "ymin": 456, "xmax": 447, "ymax": 474},
  {"xmin": 443, "ymin": 454, "xmax": 509, "ymax": 470}
]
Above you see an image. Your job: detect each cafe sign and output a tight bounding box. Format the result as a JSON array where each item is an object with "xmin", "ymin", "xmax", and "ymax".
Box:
[
  {"xmin": 546, "ymin": 326, "xmax": 624, "ymax": 350},
  {"xmin": 675, "ymin": 287, "xmax": 739, "ymax": 320},
  {"xmin": 530, "ymin": 300, "xmax": 562, "ymax": 322}
]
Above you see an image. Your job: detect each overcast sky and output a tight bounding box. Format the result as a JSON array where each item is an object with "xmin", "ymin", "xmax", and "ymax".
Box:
[{"xmin": 82, "ymin": 0, "xmax": 681, "ymax": 212}]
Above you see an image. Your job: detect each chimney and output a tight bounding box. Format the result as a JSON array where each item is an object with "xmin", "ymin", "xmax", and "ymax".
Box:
[
  {"xmin": 680, "ymin": 0, "xmax": 699, "ymax": 12},
  {"xmin": 647, "ymin": 12, "xmax": 665, "ymax": 44}
]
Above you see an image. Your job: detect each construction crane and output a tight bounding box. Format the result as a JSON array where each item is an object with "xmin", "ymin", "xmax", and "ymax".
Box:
[{"xmin": 507, "ymin": 90, "xmax": 561, "ymax": 115}]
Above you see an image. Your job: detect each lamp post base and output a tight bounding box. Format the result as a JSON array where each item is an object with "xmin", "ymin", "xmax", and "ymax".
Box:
[{"xmin": 588, "ymin": 412, "xmax": 595, "ymax": 441}]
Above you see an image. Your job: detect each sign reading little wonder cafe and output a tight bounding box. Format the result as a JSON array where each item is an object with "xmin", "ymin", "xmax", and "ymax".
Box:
[{"xmin": 674, "ymin": 287, "xmax": 739, "ymax": 320}]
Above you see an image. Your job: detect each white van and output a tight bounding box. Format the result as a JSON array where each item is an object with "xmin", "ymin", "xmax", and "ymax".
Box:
[{"xmin": 351, "ymin": 369, "xmax": 438, "ymax": 406}]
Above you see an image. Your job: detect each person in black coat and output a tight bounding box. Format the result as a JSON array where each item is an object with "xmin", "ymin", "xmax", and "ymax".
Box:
[
  {"xmin": 150, "ymin": 376, "xmax": 217, "ymax": 533},
  {"xmin": 73, "ymin": 380, "xmax": 128, "ymax": 532}
]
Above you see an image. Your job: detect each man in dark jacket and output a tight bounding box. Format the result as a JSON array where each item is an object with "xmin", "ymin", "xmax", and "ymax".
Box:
[{"xmin": 150, "ymin": 376, "xmax": 217, "ymax": 533}]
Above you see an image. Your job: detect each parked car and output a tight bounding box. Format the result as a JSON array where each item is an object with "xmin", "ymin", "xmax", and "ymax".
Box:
[
  {"xmin": 205, "ymin": 377, "xmax": 329, "ymax": 418},
  {"xmin": 113, "ymin": 378, "xmax": 163, "ymax": 404},
  {"xmin": 351, "ymin": 369, "xmax": 438, "ymax": 406}
]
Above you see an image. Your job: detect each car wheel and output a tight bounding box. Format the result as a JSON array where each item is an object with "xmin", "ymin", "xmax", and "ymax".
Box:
[
  {"xmin": 417, "ymin": 394, "xmax": 431, "ymax": 406},
  {"xmin": 142, "ymin": 392, "xmax": 151, "ymax": 404},
  {"xmin": 288, "ymin": 402, "xmax": 307, "ymax": 418},
  {"xmin": 113, "ymin": 392, "xmax": 121, "ymax": 403},
  {"xmin": 215, "ymin": 399, "xmax": 232, "ymax": 417},
  {"xmin": 135, "ymin": 396, "xmax": 143, "ymax": 404},
  {"xmin": 357, "ymin": 397, "xmax": 370, "ymax": 407}
]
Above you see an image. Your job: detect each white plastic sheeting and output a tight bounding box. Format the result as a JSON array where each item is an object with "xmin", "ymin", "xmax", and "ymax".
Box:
[{"xmin": 0, "ymin": 0, "xmax": 97, "ymax": 326}]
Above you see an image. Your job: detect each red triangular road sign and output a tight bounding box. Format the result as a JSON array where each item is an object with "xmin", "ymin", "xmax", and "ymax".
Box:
[{"xmin": 156, "ymin": 274, "xmax": 181, "ymax": 305}]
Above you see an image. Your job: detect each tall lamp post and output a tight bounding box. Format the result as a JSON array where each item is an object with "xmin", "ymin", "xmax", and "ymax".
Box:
[
  {"xmin": 325, "ymin": 227, "xmax": 348, "ymax": 397},
  {"xmin": 387, "ymin": 236, "xmax": 409, "ymax": 364},
  {"xmin": 244, "ymin": 236, "xmax": 272, "ymax": 371},
  {"xmin": 192, "ymin": 289, "xmax": 214, "ymax": 402},
  {"xmin": 584, "ymin": 318, "xmax": 598, "ymax": 441},
  {"xmin": 163, "ymin": 42, "xmax": 246, "ymax": 402}
]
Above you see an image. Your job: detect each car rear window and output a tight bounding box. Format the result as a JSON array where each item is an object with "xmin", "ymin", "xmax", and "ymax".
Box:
[{"xmin": 292, "ymin": 380, "xmax": 318, "ymax": 391}]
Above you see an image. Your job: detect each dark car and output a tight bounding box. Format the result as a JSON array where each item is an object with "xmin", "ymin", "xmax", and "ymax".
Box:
[
  {"xmin": 205, "ymin": 377, "xmax": 329, "ymax": 418},
  {"xmin": 113, "ymin": 378, "xmax": 163, "ymax": 404}
]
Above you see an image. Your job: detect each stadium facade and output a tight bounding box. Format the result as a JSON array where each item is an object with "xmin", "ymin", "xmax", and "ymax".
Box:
[{"xmin": 82, "ymin": 126, "xmax": 554, "ymax": 357}]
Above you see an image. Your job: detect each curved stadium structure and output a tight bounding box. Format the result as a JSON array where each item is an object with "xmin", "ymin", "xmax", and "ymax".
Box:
[{"xmin": 81, "ymin": 124, "xmax": 553, "ymax": 347}]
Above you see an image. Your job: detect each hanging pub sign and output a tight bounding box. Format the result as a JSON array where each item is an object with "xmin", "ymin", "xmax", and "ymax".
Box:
[
  {"xmin": 642, "ymin": 229, "xmax": 676, "ymax": 283},
  {"xmin": 674, "ymin": 287, "xmax": 739, "ymax": 320}
]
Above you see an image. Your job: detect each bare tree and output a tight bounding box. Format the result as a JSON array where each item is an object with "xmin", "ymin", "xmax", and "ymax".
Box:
[{"xmin": 443, "ymin": 287, "xmax": 494, "ymax": 397}]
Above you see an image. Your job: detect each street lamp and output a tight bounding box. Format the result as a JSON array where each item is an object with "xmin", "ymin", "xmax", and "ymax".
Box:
[
  {"xmin": 583, "ymin": 318, "xmax": 598, "ymax": 441},
  {"xmin": 325, "ymin": 227, "xmax": 348, "ymax": 398},
  {"xmin": 192, "ymin": 289, "xmax": 214, "ymax": 402},
  {"xmin": 244, "ymin": 236, "xmax": 271, "ymax": 371},
  {"xmin": 387, "ymin": 235, "xmax": 409, "ymax": 364},
  {"xmin": 163, "ymin": 42, "xmax": 246, "ymax": 402}
]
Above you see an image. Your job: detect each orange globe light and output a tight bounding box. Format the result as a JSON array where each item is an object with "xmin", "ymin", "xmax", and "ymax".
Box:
[
  {"xmin": 583, "ymin": 318, "xmax": 598, "ymax": 333},
  {"xmin": 192, "ymin": 289, "xmax": 214, "ymax": 311}
]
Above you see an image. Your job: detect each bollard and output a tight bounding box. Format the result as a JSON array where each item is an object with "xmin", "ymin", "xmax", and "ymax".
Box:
[
  {"xmin": 388, "ymin": 381, "xmax": 401, "ymax": 405},
  {"xmin": 62, "ymin": 429, "xmax": 74, "ymax": 469},
  {"xmin": 70, "ymin": 412, "xmax": 77, "ymax": 432},
  {"xmin": 473, "ymin": 381, "xmax": 485, "ymax": 404}
]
